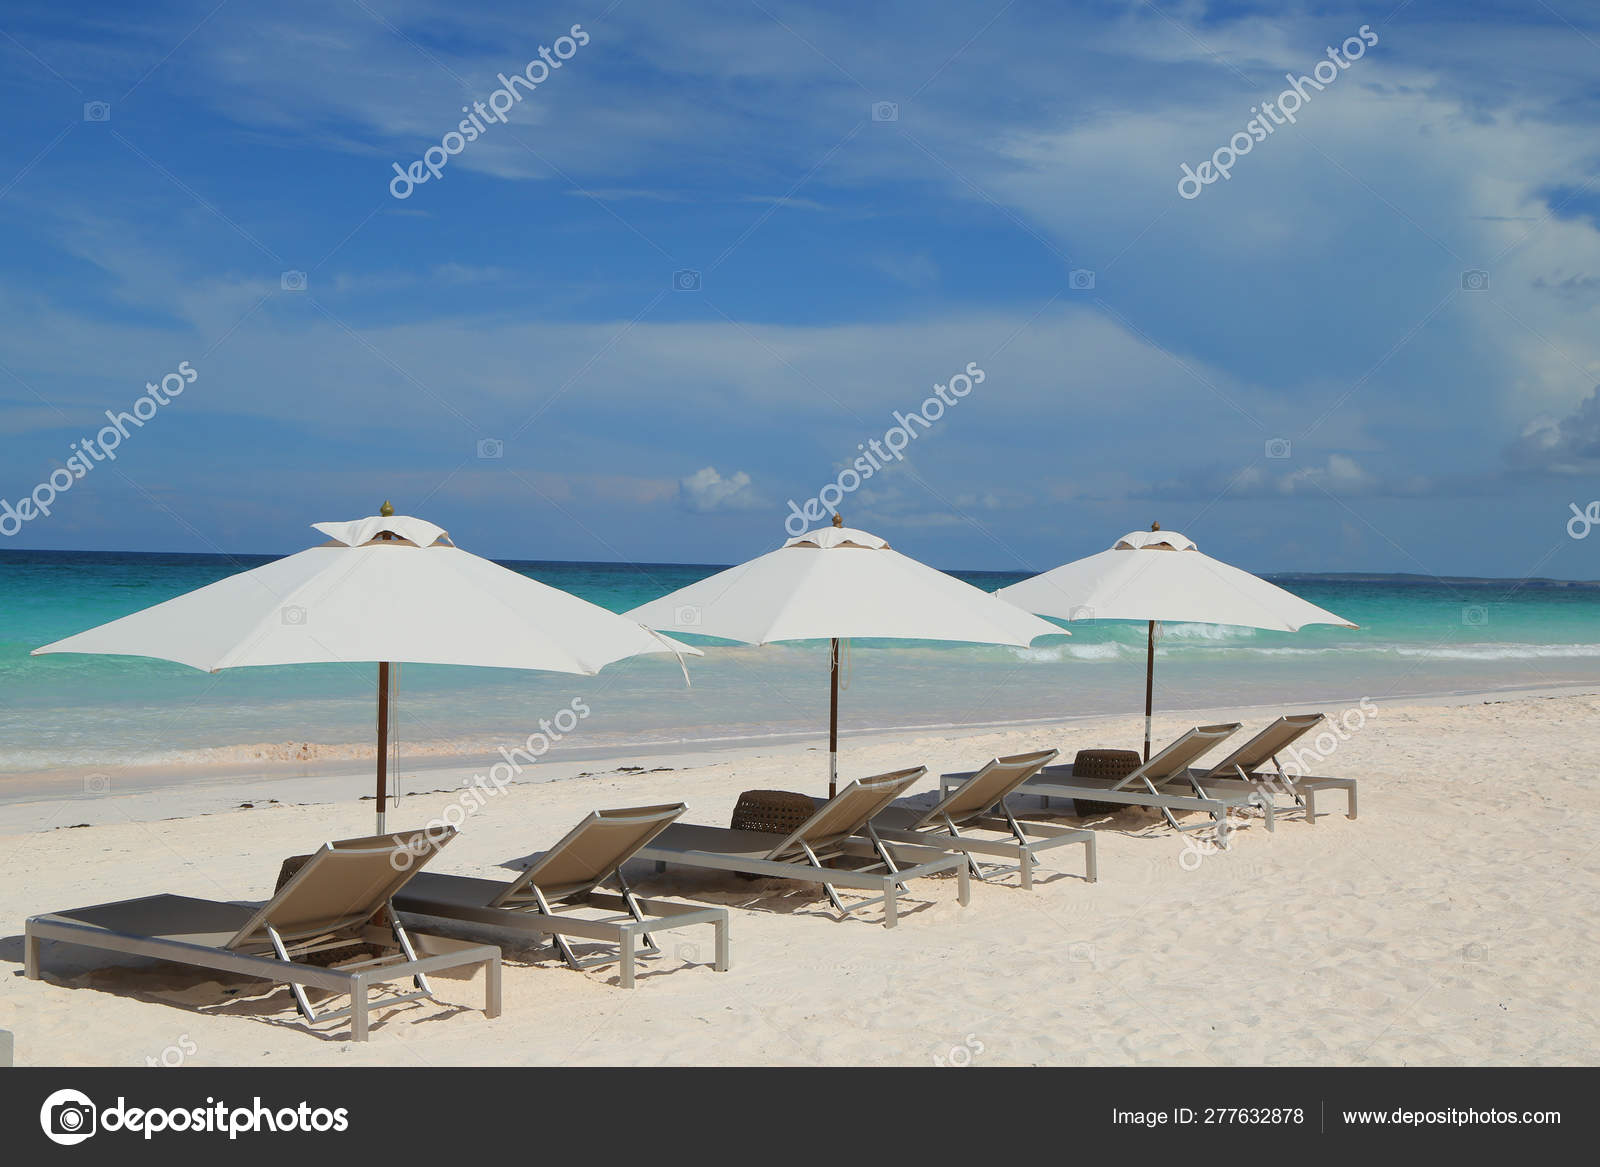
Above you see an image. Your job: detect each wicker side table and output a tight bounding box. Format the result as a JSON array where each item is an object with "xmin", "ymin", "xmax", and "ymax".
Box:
[
  {"xmin": 730, "ymin": 789, "xmax": 815, "ymax": 835},
  {"xmin": 275, "ymin": 852, "xmax": 315, "ymax": 892},
  {"xmin": 1071, "ymin": 748, "xmax": 1144, "ymax": 816}
]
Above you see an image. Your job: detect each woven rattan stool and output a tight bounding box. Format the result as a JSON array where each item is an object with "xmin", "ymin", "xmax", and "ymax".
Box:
[
  {"xmin": 730, "ymin": 788, "xmax": 815, "ymax": 835},
  {"xmin": 1069, "ymin": 748, "xmax": 1143, "ymax": 816}
]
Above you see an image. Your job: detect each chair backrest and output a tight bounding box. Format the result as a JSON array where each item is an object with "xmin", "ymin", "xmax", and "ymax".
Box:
[
  {"xmin": 1116, "ymin": 724, "xmax": 1240, "ymax": 789},
  {"xmin": 228, "ymin": 828, "xmax": 455, "ymax": 950},
  {"xmin": 767, "ymin": 768, "xmax": 926, "ymax": 860},
  {"xmin": 1201, "ymin": 714, "xmax": 1324, "ymax": 778},
  {"xmin": 911, "ymin": 749, "xmax": 1059, "ymax": 829},
  {"xmin": 493, "ymin": 804, "xmax": 686, "ymax": 907}
]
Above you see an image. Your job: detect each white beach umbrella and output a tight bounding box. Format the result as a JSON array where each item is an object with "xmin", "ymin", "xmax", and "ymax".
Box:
[
  {"xmin": 34, "ymin": 505, "xmax": 698, "ymax": 828},
  {"xmin": 995, "ymin": 524, "xmax": 1355, "ymax": 759},
  {"xmin": 625, "ymin": 515, "xmax": 1066, "ymax": 795}
]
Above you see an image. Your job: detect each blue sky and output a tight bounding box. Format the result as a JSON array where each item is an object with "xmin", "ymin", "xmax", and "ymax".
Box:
[{"xmin": 2, "ymin": 0, "xmax": 1599, "ymax": 578}]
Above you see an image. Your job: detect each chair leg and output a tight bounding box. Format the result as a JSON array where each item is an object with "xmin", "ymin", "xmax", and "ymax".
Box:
[
  {"xmin": 883, "ymin": 878, "xmax": 898, "ymax": 929},
  {"xmin": 352, "ymin": 982, "xmax": 369, "ymax": 1043},
  {"xmin": 552, "ymin": 933, "xmax": 584, "ymax": 972},
  {"xmin": 267, "ymin": 925, "xmax": 321, "ymax": 1025},
  {"xmin": 1346, "ymin": 785, "xmax": 1357, "ymax": 820},
  {"xmin": 615, "ymin": 873, "xmax": 659, "ymax": 953},
  {"xmin": 1304, "ymin": 788, "xmax": 1318, "ymax": 824},
  {"xmin": 24, "ymin": 929, "xmax": 39, "ymax": 980},
  {"xmin": 619, "ymin": 932, "xmax": 636, "ymax": 989},
  {"xmin": 957, "ymin": 863, "xmax": 971, "ymax": 906},
  {"xmin": 1020, "ymin": 849, "xmax": 1034, "ymax": 891},
  {"xmin": 819, "ymin": 879, "xmax": 848, "ymax": 917},
  {"xmin": 390, "ymin": 915, "xmax": 432, "ymax": 995},
  {"xmin": 1084, "ymin": 834, "xmax": 1098, "ymax": 883},
  {"xmin": 714, "ymin": 917, "xmax": 730, "ymax": 972},
  {"xmin": 485, "ymin": 954, "xmax": 502, "ymax": 1019}
]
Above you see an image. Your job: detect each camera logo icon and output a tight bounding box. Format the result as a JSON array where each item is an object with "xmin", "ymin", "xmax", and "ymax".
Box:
[
  {"xmin": 281, "ymin": 605, "xmax": 308, "ymax": 626},
  {"xmin": 41, "ymin": 1088, "xmax": 97, "ymax": 1145},
  {"xmin": 1461, "ymin": 269, "xmax": 1489, "ymax": 291},
  {"xmin": 83, "ymin": 773, "xmax": 110, "ymax": 795},
  {"xmin": 477, "ymin": 438, "xmax": 505, "ymax": 460},
  {"xmin": 280, "ymin": 270, "xmax": 307, "ymax": 292},
  {"xmin": 1265, "ymin": 437, "xmax": 1292, "ymax": 459},
  {"xmin": 1066, "ymin": 605, "xmax": 1095, "ymax": 623},
  {"xmin": 1068, "ymin": 269, "xmax": 1095, "ymax": 291},
  {"xmin": 672, "ymin": 269, "xmax": 701, "ymax": 292},
  {"xmin": 674, "ymin": 605, "xmax": 701, "ymax": 627},
  {"xmin": 1461, "ymin": 605, "xmax": 1488, "ymax": 627},
  {"xmin": 871, "ymin": 101, "xmax": 899, "ymax": 122},
  {"xmin": 83, "ymin": 101, "xmax": 111, "ymax": 122}
]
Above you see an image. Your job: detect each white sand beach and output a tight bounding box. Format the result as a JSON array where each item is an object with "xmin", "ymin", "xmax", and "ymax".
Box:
[{"xmin": 2, "ymin": 688, "xmax": 1596, "ymax": 1067}]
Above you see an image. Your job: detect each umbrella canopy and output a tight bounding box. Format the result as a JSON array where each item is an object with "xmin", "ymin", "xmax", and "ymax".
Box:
[
  {"xmin": 34, "ymin": 507, "xmax": 698, "ymax": 826},
  {"xmin": 625, "ymin": 517, "xmax": 1065, "ymax": 794},
  {"xmin": 995, "ymin": 524, "xmax": 1354, "ymax": 758}
]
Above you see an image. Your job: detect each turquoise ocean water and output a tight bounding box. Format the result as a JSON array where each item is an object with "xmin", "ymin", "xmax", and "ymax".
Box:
[{"xmin": 2, "ymin": 550, "xmax": 1598, "ymax": 775}]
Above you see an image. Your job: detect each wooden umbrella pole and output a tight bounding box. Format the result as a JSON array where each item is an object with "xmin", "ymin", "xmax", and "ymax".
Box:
[
  {"xmin": 376, "ymin": 660, "xmax": 391, "ymax": 833},
  {"xmin": 829, "ymin": 637, "xmax": 840, "ymax": 797},
  {"xmin": 1144, "ymin": 621, "xmax": 1155, "ymax": 762}
]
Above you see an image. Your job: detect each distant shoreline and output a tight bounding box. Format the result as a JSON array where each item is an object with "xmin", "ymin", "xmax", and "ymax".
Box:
[{"xmin": 2, "ymin": 546, "xmax": 1597, "ymax": 587}]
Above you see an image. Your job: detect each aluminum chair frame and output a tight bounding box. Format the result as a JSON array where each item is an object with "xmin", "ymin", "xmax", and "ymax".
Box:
[
  {"xmin": 942, "ymin": 725, "xmax": 1258, "ymax": 845},
  {"xmin": 637, "ymin": 769, "xmax": 971, "ymax": 929},
  {"xmin": 395, "ymin": 805, "xmax": 730, "ymax": 989},
  {"xmin": 25, "ymin": 830, "xmax": 501, "ymax": 1041},
  {"xmin": 856, "ymin": 750, "xmax": 1097, "ymax": 889},
  {"xmin": 1180, "ymin": 714, "xmax": 1359, "ymax": 824}
]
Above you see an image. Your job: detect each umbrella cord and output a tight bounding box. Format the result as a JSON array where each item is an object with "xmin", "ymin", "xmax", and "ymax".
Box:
[
  {"xmin": 839, "ymin": 637, "xmax": 851, "ymax": 691},
  {"xmin": 390, "ymin": 663, "xmax": 402, "ymax": 809}
]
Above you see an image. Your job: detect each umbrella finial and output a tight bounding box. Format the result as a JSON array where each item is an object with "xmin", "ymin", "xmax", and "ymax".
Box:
[
  {"xmin": 380, "ymin": 500, "xmax": 394, "ymax": 517},
  {"xmin": 831, "ymin": 512, "xmax": 843, "ymax": 528},
  {"xmin": 1151, "ymin": 520, "xmax": 1160, "ymax": 531}
]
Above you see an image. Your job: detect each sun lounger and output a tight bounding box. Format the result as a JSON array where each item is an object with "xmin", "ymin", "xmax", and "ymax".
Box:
[
  {"xmin": 944, "ymin": 724, "xmax": 1260, "ymax": 844},
  {"xmin": 637, "ymin": 768, "xmax": 971, "ymax": 928},
  {"xmin": 395, "ymin": 804, "xmax": 729, "ymax": 988},
  {"xmin": 24, "ymin": 829, "xmax": 501, "ymax": 1041},
  {"xmin": 1181, "ymin": 713, "xmax": 1358, "ymax": 823},
  {"xmin": 835, "ymin": 749, "xmax": 1096, "ymax": 889}
]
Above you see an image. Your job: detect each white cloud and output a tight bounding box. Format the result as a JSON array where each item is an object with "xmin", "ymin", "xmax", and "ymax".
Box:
[
  {"xmin": 1506, "ymin": 385, "xmax": 1600, "ymax": 474},
  {"xmin": 678, "ymin": 466, "xmax": 764, "ymax": 512},
  {"xmin": 1279, "ymin": 453, "xmax": 1377, "ymax": 494}
]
